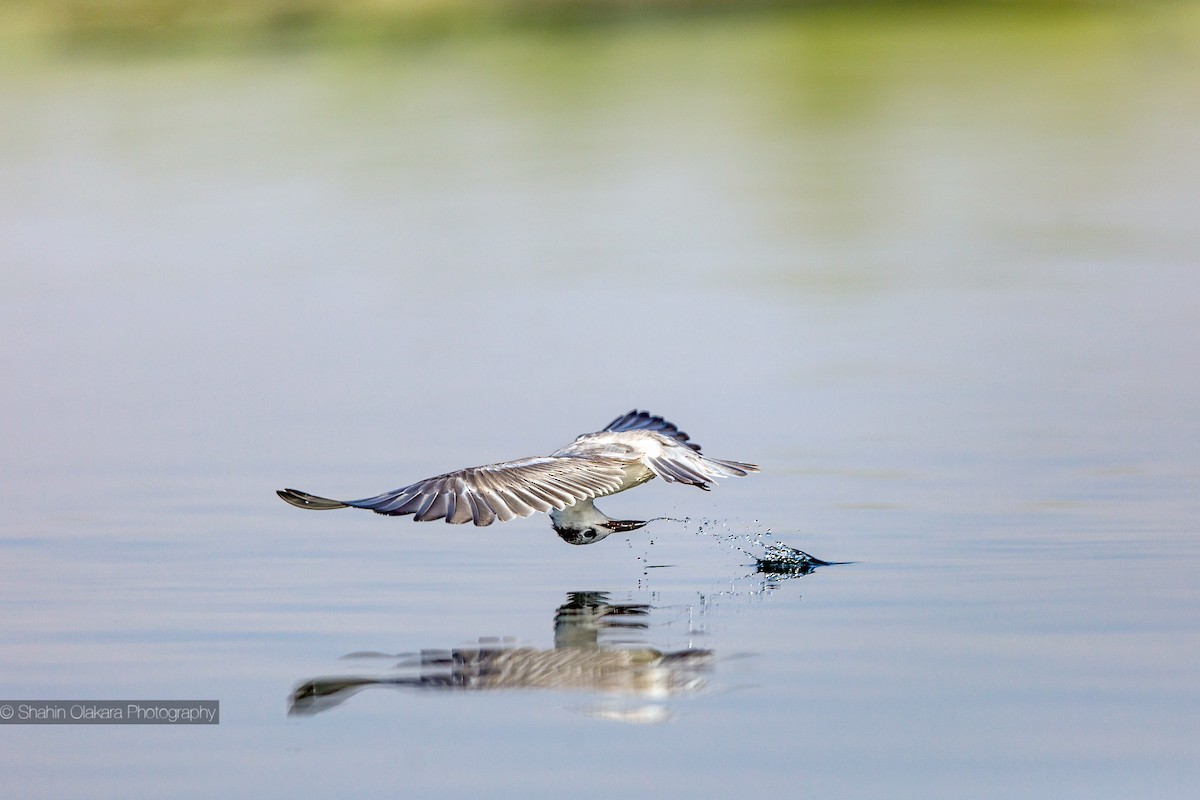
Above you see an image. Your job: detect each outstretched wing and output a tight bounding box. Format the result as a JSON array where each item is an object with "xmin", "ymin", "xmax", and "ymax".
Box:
[
  {"xmin": 603, "ymin": 410, "xmax": 703, "ymax": 452},
  {"xmin": 278, "ymin": 456, "xmax": 628, "ymax": 527}
]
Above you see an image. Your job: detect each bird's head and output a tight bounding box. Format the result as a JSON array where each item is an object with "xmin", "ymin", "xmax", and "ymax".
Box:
[{"xmin": 553, "ymin": 518, "xmax": 647, "ymax": 545}]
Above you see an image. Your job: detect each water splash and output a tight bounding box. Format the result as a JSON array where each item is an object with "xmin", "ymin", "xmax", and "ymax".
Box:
[
  {"xmin": 753, "ymin": 542, "xmax": 846, "ymax": 576},
  {"xmin": 675, "ymin": 516, "xmax": 847, "ymax": 579}
]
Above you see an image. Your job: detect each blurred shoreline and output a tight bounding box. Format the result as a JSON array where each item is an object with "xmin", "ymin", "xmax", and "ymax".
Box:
[{"xmin": 1, "ymin": 0, "xmax": 1186, "ymax": 59}]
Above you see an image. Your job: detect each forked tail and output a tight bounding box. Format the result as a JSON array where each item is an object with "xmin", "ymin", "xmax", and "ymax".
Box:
[{"xmin": 644, "ymin": 452, "xmax": 759, "ymax": 491}]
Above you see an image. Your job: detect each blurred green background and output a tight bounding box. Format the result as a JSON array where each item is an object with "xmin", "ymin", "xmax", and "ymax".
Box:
[{"xmin": 2, "ymin": 0, "xmax": 1198, "ymax": 55}]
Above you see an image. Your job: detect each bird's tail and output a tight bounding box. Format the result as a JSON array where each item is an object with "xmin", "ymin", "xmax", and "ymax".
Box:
[
  {"xmin": 705, "ymin": 457, "xmax": 759, "ymax": 477},
  {"xmin": 277, "ymin": 488, "xmax": 349, "ymax": 510},
  {"xmin": 645, "ymin": 452, "xmax": 759, "ymax": 490}
]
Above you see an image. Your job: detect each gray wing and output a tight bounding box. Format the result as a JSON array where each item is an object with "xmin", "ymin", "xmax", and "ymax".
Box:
[
  {"xmin": 603, "ymin": 410, "xmax": 703, "ymax": 452},
  {"xmin": 278, "ymin": 456, "xmax": 628, "ymax": 527}
]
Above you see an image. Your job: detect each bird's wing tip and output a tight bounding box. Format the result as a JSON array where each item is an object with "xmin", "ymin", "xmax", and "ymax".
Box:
[{"xmin": 277, "ymin": 488, "xmax": 348, "ymax": 510}]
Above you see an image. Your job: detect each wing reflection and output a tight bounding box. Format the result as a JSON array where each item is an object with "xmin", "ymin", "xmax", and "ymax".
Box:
[{"xmin": 289, "ymin": 591, "xmax": 711, "ymax": 721}]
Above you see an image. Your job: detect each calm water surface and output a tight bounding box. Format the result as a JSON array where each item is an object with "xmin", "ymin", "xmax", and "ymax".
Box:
[{"xmin": 1, "ymin": 8, "xmax": 1199, "ymax": 798}]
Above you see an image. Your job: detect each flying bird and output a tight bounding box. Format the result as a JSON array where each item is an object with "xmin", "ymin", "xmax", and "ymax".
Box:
[{"xmin": 277, "ymin": 410, "xmax": 758, "ymax": 544}]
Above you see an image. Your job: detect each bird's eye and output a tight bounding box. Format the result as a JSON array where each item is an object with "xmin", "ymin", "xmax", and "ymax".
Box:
[{"xmin": 582, "ymin": 529, "xmax": 597, "ymax": 540}]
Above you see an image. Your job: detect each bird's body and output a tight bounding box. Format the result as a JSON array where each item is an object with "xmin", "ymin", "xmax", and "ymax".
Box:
[{"xmin": 278, "ymin": 410, "xmax": 757, "ymax": 544}]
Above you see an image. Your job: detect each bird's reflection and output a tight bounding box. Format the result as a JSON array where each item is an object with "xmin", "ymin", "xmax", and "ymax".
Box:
[{"xmin": 289, "ymin": 591, "xmax": 712, "ymax": 721}]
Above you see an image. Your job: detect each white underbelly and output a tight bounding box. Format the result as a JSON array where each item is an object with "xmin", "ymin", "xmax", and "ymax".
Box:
[{"xmin": 604, "ymin": 462, "xmax": 655, "ymax": 496}]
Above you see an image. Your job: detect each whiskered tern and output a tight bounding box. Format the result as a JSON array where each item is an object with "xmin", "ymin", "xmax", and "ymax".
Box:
[{"xmin": 278, "ymin": 410, "xmax": 757, "ymax": 545}]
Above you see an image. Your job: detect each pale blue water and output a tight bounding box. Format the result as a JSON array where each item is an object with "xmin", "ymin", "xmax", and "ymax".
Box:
[{"xmin": 2, "ymin": 10, "xmax": 1199, "ymax": 798}]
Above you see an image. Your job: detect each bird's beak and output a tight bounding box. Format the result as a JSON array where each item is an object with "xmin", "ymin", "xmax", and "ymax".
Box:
[{"xmin": 602, "ymin": 519, "xmax": 647, "ymax": 532}]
